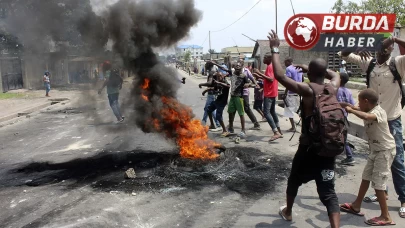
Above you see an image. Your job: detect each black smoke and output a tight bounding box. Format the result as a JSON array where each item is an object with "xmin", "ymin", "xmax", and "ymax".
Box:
[
  {"xmin": 81, "ymin": 0, "xmax": 202, "ymax": 133},
  {"xmin": 3, "ymin": 0, "xmax": 91, "ymax": 54},
  {"xmin": 4, "ymin": 0, "xmax": 203, "ymax": 140}
]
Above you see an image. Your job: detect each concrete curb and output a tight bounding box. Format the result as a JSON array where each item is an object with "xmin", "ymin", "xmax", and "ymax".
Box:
[
  {"xmin": 0, "ymin": 99, "xmax": 71, "ymax": 124},
  {"xmin": 346, "ymin": 81, "xmax": 366, "ymax": 90},
  {"xmin": 0, "ymin": 102, "xmax": 51, "ymax": 124}
]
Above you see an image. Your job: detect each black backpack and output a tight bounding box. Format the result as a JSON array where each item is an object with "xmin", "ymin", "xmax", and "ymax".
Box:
[{"xmin": 366, "ymin": 58, "xmax": 405, "ymax": 108}]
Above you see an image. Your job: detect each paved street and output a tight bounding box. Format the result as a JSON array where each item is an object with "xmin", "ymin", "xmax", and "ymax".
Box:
[{"xmin": 0, "ymin": 70, "xmax": 404, "ymax": 228}]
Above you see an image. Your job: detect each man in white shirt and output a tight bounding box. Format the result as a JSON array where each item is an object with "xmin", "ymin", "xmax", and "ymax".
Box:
[
  {"xmin": 340, "ymin": 60, "xmax": 347, "ymax": 73},
  {"xmin": 338, "ymin": 36, "xmax": 405, "ymax": 218}
]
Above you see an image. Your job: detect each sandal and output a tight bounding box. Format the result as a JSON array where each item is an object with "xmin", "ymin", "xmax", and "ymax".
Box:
[
  {"xmin": 221, "ymin": 132, "xmax": 230, "ymax": 137},
  {"xmin": 399, "ymin": 207, "xmax": 405, "ymax": 218},
  {"xmin": 279, "ymin": 206, "xmax": 292, "ymax": 221},
  {"xmin": 339, "ymin": 203, "xmax": 364, "ymax": 216},
  {"xmin": 364, "ymin": 189, "xmax": 388, "ymax": 203},
  {"xmin": 364, "ymin": 195, "xmax": 378, "ymax": 203},
  {"xmin": 269, "ymin": 134, "xmax": 282, "ymax": 142},
  {"xmin": 365, "ymin": 217, "xmax": 396, "ymax": 226}
]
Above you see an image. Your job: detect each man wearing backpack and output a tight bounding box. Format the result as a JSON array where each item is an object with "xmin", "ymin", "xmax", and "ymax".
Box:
[
  {"xmin": 339, "ymin": 36, "xmax": 405, "ymax": 218},
  {"xmin": 268, "ymin": 30, "xmax": 344, "ymax": 228}
]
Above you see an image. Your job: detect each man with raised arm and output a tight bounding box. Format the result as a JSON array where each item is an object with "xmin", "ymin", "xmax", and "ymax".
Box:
[{"xmin": 267, "ymin": 30, "xmax": 341, "ymax": 228}]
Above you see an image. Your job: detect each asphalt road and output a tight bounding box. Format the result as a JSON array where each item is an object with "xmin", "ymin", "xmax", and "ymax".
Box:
[
  {"xmin": 0, "ymin": 72, "xmax": 292, "ymax": 228},
  {"xmin": 1, "ymin": 70, "xmax": 404, "ymax": 228}
]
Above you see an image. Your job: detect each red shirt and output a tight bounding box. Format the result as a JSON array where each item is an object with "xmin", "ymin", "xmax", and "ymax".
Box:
[{"xmin": 263, "ymin": 64, "xmax": 278, "ymax": 98}]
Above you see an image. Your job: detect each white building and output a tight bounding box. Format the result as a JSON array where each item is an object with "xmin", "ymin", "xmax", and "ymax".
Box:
[
  {"xmin": 175, "ymin": 45, "xmax": 203, "ymax": 60},
  {"xmin": 221, "ymin": 46, "xmax": 254, "ymax": 59}
]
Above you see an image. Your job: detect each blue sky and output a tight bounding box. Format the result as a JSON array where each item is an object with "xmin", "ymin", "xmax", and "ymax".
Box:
[{"xmin": 180, "ymin": 0, "xmax": 362, "ymax": 52}]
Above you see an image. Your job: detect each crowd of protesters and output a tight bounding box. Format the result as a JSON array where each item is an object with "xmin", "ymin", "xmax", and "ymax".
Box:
[{"xmin": 194, "ymin": 29, "xmax": 405, "ymax": 227}]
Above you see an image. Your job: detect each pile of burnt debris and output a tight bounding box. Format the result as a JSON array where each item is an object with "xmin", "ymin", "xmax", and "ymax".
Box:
[{"xmin": 11, "ymin": 147, "xmax": 292, "ymax": 195}]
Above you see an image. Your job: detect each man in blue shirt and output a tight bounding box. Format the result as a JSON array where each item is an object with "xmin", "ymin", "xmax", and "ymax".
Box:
[
  {"xmin": 219, "ymin": 63, "xmax": 229, "ymax": 76},
  {"xmin": 283, "ymin": 57, "xmax": 302, "ymax": 132}
]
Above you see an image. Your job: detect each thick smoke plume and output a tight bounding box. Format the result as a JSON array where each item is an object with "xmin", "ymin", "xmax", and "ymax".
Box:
[
  {"xmin": 3, "ymin": 0, "xmax": 89, "ymax": 53},
  {"xmin": 4, "ymin": 0, "xmax": 212, "ymax": 158},
  {"xmin": 81, "ymin": 0, "xmax": 202, "ymax": 98},
  {"xmin": 80, "ymin": 0, "xmax": 214, "ymax": 158}
]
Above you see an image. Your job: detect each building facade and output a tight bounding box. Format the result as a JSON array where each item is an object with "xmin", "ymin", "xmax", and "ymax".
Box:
[
  {"xmin": 221, "ymin": 46, "xmax": 254, "ymax": 59},
  {"xmin": 175, "ymin": 45, "xmax": 203, "ymax": 60}
]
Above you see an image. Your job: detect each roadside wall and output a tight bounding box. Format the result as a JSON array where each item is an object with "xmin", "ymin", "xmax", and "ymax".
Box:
[
  {"xmin": 289, "ymin": 48, "xmax": 329, "ymax": 65},
  {"xmin": 23, "ymin": 54, "xmax": 72, "ymax": 89},
  {"xmin": 22, "ymin": 56, "xmax": 47, "ymax": 90}
]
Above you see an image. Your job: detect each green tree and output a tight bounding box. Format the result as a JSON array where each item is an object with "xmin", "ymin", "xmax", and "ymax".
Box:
[
  {"xmin": 331, "ymin": 0, "xmax": 345, "ymax": 13},
  {"xmin": 331, "ymin": 0, "xmax": 405, "ymax": 25},
  {"xmin": 183, "ymin": 50, "xmax": 191, "ymax": 62}
]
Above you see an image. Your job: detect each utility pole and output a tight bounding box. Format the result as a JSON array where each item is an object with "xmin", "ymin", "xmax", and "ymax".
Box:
[
  {"xmin": 275, "ymin": 0, "xmax": 278, "ymax": 33},
  {"xmin": 209, "ymin": 31, "xmax": 212, "ymax": 60}
]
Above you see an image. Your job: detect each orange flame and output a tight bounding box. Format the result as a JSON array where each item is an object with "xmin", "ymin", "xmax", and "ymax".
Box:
[
  {"xmin": 142, "ymin": 78, "xmax": 150, "ymax": 89},
  {"xmin": 141, "ymin": 94, "xmax": 149, "ymax": 101},
  {"xmin": 153, "ymin": 119, "xmax": 160, "ymax": 131},
  {"xmin": 160, "ymin": 97, "xmax": 219, "ymax": 160},
  {"xmin": 141, "ymin": 79, "xmax": 150, "ymax": 101},
  {"xmin": 140, "ymin": 78, "xmax": 220, "ymax": 160}
]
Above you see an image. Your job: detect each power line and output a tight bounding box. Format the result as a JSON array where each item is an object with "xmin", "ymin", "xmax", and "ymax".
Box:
[
  {"xmin": 242, "ymin": 33, "xmax": 256, "ymax": 42},
  {"xmin": 211, "ymin": 0, "xmax": 262, "ymax": 33},
  {"xmin": 289, "ymin": 0, "xmax": 296, "ymax": 15}
]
